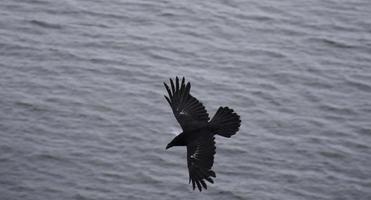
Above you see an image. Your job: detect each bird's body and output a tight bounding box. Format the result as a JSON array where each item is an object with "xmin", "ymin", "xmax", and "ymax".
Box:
[
  {"xmin": 167, "ymin": 126, "xmax": 211, "ymax": 147},
  {"xmin": 164, "ymin": 77, "xmax": 241, "ymax": 191}
]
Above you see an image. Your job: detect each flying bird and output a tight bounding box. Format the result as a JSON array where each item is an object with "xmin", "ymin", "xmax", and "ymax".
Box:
[{"xmin": 164, "ymin": 77, "xmax": 241, "ymax": 191}]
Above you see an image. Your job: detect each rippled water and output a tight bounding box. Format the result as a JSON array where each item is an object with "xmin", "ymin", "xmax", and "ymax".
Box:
[{"xmin": 1, "ymin": 0, "xmax": 371, "ymax": 199}]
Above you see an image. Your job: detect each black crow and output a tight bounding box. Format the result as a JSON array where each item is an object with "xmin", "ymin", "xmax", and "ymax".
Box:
[{"xmin": 164, "ymin": 77, "xmax": 241, "ymax": 191}]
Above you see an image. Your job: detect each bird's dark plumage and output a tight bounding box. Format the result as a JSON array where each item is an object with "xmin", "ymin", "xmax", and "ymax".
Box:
[
  {"xmin": 164, "ymin": 77, "xmax": 209, "ymax": 131},
  {"xmin": 164, "ymin": 77, "xmax": 241, "ymax": 191}
]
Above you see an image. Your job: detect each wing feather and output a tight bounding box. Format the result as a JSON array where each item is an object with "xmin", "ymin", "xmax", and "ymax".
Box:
[
  {"xmin": 164, "ymin": 77, "xmax": 209, "ymax": 131},
  {"xmin": 187, "ymin": 134, "xmax": 216, "ymax": 191}
]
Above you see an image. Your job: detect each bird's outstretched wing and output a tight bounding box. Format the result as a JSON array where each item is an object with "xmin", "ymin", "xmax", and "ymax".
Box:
[
  {"xmin": 164, "ymin": 77, "xmax": 209, "ymax": 131},
  {"xmin": 187, "ymin": 134, "xmax": 216, "ymax": 191}
]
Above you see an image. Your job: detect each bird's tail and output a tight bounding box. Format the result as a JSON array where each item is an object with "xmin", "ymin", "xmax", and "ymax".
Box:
[{"xmin": 209, "ymin": 107, "xmax": 241, "ymax": 138}]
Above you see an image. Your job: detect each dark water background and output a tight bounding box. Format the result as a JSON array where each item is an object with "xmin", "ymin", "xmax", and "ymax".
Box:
[{"xmin": 1, "ymin": 0, "xmax": 371, "ymax": 199}]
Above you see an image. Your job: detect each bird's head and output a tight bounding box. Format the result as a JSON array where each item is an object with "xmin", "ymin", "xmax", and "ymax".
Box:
[{"xmin": 166, "ymin": 133, "xmax": 185, "ymax": 150}]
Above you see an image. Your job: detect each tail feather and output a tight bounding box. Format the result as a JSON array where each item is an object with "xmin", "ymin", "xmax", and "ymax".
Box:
[{"xmin": 209, "ymin": 107, "xmax": 241, "ymax": 138}]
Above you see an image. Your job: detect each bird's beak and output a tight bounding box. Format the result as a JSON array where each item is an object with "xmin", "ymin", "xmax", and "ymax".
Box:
[{"xmin": 166, "ymin": 144, "xmax": 171, "ymax": 150}]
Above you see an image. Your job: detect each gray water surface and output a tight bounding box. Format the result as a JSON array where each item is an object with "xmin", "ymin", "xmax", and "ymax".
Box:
[{"xmin": 1, "ymin": 0, "xmax": 371, "ymax": 199}]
